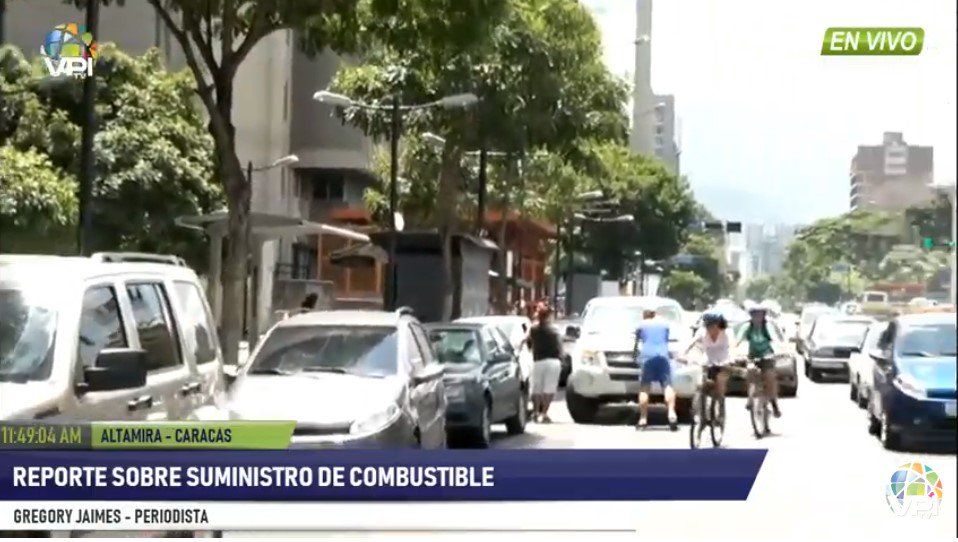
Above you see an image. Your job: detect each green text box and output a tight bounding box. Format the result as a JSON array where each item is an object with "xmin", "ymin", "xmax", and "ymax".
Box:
[
  {"xmin": 822, "ymin": 27, "xmax": 924, "ymax": 56},
  {"xmin": 91, "ymin": 421, "xmax": 295, "ymax": 449}
]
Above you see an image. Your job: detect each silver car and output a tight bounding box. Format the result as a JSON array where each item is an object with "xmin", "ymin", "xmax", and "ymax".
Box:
[{"xmin": 229, "ymin": 309, "xmax": 447, "ymax": 449}]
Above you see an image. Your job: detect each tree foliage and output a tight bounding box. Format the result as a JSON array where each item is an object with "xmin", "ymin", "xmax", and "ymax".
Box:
[
  {"xmin": 0, "ymin": 146, "xmax": 77, "ymax": 252},
  {"xmin": 1, "ymin": 44, "xmax": 220, "ymax": 264},
  {"xmin": 660, "ymin": 270, "xmax": 710, "ymax": 310}
]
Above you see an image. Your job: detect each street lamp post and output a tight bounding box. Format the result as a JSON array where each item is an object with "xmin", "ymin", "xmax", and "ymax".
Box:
[
  {"xmin": 243, "ymin": 154, "xmax": 299, "ymax": 345},
  {"xmin": 314, "ymin": 90, "xmax": 479, "ymax": 310}
]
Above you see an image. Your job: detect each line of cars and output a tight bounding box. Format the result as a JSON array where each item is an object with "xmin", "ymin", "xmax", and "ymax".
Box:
[{"xmin": 793, "ymin": 302, "xmax": 956, "ymax": 450}]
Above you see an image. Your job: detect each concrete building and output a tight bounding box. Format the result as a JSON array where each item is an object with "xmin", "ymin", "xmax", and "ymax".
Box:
[
  {"xmin": 850, "ymin": 131, "xmax": 934, "ymax": 211},
  {"xmin": 629, "ymin": 0, "xmax": 654, "ymax": 155},
  {"xmin": 653, "ymin": 93, "xmax": 679, "ymax": 173},
  {"xmin": 2, "ymin": 1, "xmax": 378, "ymax": 331},
  {"xmin": 744, "ymin": 223, "xmax": 796, "ymax": 277}
]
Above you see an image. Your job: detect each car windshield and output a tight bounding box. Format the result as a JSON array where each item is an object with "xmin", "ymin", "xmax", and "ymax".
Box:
[
  {"xmin": 0, "ymin": 285, "xmax": 58, "ymax": 383},
  {"xmin": 428, "ymin": 329, "xmax": 482, "ymax": 364},
  {"xmin": 896, "ymin": 323, "xmax": 957, "ymax": 357},
  {"xmin": 583, "ymin": 303, "xmax": 683, "ymax": 331},
  {"xmin": 812, "ymin": 320, "xmax": 871, "ymax": 345},
  {"xmin": 802, "ymin": 308, "xmax": 833, "ymax": 328},
  {"xmin": 864, "ymin": 293, "xmax": 887, "ymax": 303},
  {"xmin": 247, "ymin": 326, "xmax": 397, "ymax": 377}
]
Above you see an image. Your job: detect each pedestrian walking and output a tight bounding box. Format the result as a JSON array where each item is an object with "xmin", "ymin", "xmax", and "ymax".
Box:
[
  {"xmin": 528, "ymin": 305, "xmax": 562, "ymax": 423},
  {"xmin": 634, "ymin": 307, "xmax": 678, "ymax": 431}
]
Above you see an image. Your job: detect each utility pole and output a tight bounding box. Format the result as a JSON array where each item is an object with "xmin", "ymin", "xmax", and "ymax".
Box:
[
  {"xmin": 0, "ymin": 0, "xmax": 7, "ymax": 45},
  {"xmin": 77, "ymin": 0, "xmax": 100, "ymax": 255}
]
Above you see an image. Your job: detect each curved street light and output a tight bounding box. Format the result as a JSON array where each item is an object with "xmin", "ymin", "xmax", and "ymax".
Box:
[{"xmin": 314, "ymin": 89, "xmax": 479, "ymax": 310}]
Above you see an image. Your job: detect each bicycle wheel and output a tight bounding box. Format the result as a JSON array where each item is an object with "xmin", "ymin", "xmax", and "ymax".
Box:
[
  {"xmin": 689, "ymin": 392, "xmax": 708, "ymax": 449},
  {"xmin": 750, "ymin": 392, "xmax": 768, "ymax": 439},
  {"xmin": 709, "ymin": 395, "xmax": 725, "ymax": 447}
]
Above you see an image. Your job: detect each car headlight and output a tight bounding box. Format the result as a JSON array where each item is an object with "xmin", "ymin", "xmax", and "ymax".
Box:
[
  {"xmin": 444, "ymin": 384, "xmax": 466, "ymax": 402},
  {"xmin": 893, "ymin": 373, "xmax": 927, "ymax": 399},
  {"xmin": 579, "ymin": 350, "xmax": 605, "ymax": 367},
  {"xmin": 350, "ymin": 404, "xmax": 401, "ymax": 435}
]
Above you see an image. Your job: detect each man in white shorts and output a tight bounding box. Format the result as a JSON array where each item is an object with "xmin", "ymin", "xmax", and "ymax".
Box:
[{"xmin": 528, "ymin": 305, "xmax": 562, "ymax": 423}]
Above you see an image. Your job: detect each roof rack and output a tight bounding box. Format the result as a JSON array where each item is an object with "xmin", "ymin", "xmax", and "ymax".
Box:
[
  {"xmin": 90, "ymin": 252, "xmax": 187, "ymax": 266},
  {"xmin": 395, "ymin": 306, "xmax": 415, "ymax": 316}
]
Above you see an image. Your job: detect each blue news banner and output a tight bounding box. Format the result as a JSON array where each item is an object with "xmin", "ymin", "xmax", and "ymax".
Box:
[{"xmin": 0, "ymin": 449, "xmax": 767, "ymax": 502}]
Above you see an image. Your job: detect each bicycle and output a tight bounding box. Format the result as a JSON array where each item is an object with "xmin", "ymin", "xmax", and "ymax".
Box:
[
  {"xmin": 688, "ymin": 364, "xmax": 728, "ymax": 449},
  {"xmin": 735, "ymin": 354, "xmax": 787, "ymax": 439}
]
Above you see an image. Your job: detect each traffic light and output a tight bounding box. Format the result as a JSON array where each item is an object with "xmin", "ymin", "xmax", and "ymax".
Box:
[{"xmin": 701, "ymin": 221, "xmax": 741, "ymax": 233}]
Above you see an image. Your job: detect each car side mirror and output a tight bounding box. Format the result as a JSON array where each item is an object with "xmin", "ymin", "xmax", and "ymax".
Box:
[
  {"xmin": 565, "ymin": 325, "xmax": 581, "ymax": 339},
  {"xmin": 868, "ymin": 348, "xmax": 890, "ymax": 365},
  {"xmin": 81, "ymin": 348, "xmax": 148, "ymax": 392},
  {"xmin": 489, "ymin": 351, "xmax": 513, "ymax": 364}
]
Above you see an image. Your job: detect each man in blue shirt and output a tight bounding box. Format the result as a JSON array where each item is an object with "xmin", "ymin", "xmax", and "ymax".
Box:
[{"xmin": 634, "ymin": 308, "xmax": 677, "ymax": 430}]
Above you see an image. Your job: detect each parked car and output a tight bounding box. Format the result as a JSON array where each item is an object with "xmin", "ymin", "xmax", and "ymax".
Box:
[
  {"xmin": 228, "ymin": 309, "xmax": 447, "ymax": 449},
  {"xmin": 0, "ymin": 253, "xmax": 225, "ymax": 423},
  {"xmin": 565, "ymin": 296, "xmax": 696, "ymax": 424},
  {"xmin": 554, "ymin": 318, "xmax": 580, "ymax": 386},
  {"xmin": 728, "ymin": 318, "xmax": 799, "ymax": 397},
  {"xmin": 796, "ymin": 304, "xmax": 838, "ymax": 354},
  {"xmin": 425, "ymin": 322, "xmax": 527, "ymax": 447},
  {"xmin": 455, "ymin": 315, "xmax": 533, "ymax": 390},
  {"xmin": 866, "ymin": 311, "xmax": 957, "ymax": 450},
  {"xmin": 803, "ymin": 315, "xmax": 875, "ymax": 382},
  {"xmin": 0, "ymin": 253, "xmax": 224, "ymax": 542},
  {"xmin": 848, "ymin": 321, "xmax": 889, "ymax": 408}
]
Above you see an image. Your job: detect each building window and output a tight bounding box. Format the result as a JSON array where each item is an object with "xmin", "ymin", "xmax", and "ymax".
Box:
[{"xmin": 310, "ymin": 172, "xmax": 345, "ymax": 201}]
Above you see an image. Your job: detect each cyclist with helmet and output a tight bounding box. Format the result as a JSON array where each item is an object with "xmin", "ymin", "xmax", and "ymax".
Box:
[
  {"xmin": 736, "ymin": 303, "xmax": 781, "ymax": 418},
  {"xmin": 680, "ymin": 311, "xmax": 732, "ymax": 419}
]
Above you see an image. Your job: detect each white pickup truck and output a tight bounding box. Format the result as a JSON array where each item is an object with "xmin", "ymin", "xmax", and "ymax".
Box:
[{"xmin": 565, "ymin": 296, "xmax": 696, "ymax": 424}]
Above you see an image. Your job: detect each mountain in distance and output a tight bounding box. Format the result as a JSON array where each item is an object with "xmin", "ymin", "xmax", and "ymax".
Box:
[{"xmin": 690, "ymin": 183, "xmax": 801, "ymax": 224}]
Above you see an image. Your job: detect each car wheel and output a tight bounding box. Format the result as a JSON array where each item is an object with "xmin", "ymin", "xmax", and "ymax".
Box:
[
  {"xmin": 803, "ymin": 359, "xmax": 810, "ymax": 378},
  {"xmin": 566, "ymin": 386, "xmax": 599, "ymax": 424},
  {"xmin": 880, "ymin": 412, "xmax": 901, "ymax": 450},
  {"xmin": 808, "ymin": 368, "xmax": 820, "ymax": 383},
  {"xmin": 856, "ymin": 387, "xmax": 869, "ymax": 409},
  {"xmin": 474, "ymin": 400, "xmax": 493, "ymax": 449},
  {"xmin": 849, "ymin": 380, "xmax": 858, "ymax": 402},
  {"xmin": 505, "ymin": 388, "xmax": 528, "ymax": 435}
]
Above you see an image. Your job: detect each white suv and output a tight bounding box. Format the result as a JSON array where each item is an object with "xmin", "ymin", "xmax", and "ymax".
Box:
[
  {"xmin": 0, "ymin": 253, "xmax": 226, "ymax": 422},
  {"xmin": 565, "ymin": 296, "xmax": 696, "ymax": 423}
]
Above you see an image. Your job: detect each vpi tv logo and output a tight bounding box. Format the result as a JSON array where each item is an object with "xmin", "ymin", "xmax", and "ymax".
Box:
[
  {"xmin": 40, "ymin": 23, "xmax": 99, "ymax": 78},
  {"xmin": 885, "ymin": 463, "xmax": 943, "ymax": 518}
]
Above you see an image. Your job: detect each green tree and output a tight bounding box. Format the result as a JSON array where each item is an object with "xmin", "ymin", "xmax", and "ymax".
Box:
[
  {"xmin": 332, "ymin": 0, "xmax": 625, "ymax": 317},
  {"xmin": 660, "ymin": 270, "xmax": 710, "ymax": 310},
  {"xmin": 0, "ymin": 146, "xmax": 77, "ymax": 252},
  {"xmin": 744, "ymin": 275, "xmax": 774, "ymax": 302},
  {"xmin": 1, "ymin": 43, "xmax": 221, "ymax": 268},
  {"xmin": 579, "ymin": 142, "xmax": 698, "ymax": 278}
]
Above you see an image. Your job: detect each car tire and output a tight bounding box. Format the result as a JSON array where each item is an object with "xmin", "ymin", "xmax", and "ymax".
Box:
[
  {"xmin": 474, "ymin": 400, "xmax": 493, "ymax": 449},
  {"xmin": 849, "ymin": 381, "xmax": 858, "ymax": 402},
  {"xmin": 675, "ymin": 398, "xmax": 693, "ymax": 424},
  {"xmin": 566, "ymin": 386, "xmax": 599, "ymax": 424},
  {"xmin": 808, "ymin": 368, "xmax": 820, "ymax": 383},
  {"xmin": 880, "ymin": 412, "xmax": 901, "ymax": 450},
  {"xmin": 856, "ymin": 388, "xmax": 869, "ymax": 409},
  {"xmin": 505, "ymin": 389, "xmax": 528, "ymax": 435}
]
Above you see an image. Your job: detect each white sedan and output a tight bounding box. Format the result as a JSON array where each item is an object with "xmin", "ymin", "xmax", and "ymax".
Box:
[{"xmin": 848, "ymin": 321, "xmax": 888, "ymax": 408}]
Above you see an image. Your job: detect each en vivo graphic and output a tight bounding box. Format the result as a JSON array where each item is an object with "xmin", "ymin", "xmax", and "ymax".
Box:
[{"xmin": 40, "ymin": 23, "xmax": 99, "ymax": 78}]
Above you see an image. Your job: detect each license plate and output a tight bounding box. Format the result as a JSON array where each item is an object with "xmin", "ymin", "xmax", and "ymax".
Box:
[{"xmin": 945, "ymin": 401, "xmax": 957, "ymax": 417}]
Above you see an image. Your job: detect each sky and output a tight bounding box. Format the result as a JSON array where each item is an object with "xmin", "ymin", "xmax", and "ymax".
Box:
[{"xmin": 581, "ymin": 0, "xmax": 957, "ymax": 224}]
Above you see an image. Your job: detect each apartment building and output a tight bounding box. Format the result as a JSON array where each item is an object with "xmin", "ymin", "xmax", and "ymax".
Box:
[
  {"xmin": 850, "ymin": 131, "xmax": 934, "ymax": 211},
  {"xmin": 744, "ymin": 223, "xmax": 796, "ymax": 277},
  {"xmin": 3, "ymin": 1, "xmax": 380, "ymax": 330},
  {"xmin": 653, "ymin": 93, "xmax": 679, "ymax": 173}
]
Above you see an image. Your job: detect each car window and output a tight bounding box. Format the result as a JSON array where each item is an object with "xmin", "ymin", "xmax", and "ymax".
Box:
[
  {"xmin": 409, "ymin": 323, "xmax": 435, "ymax": 368},
  {"xmin": 480, "ymin": 327, "xmax": 499, "ymax": 355},
  {"xmin": 862, "ymin": 324, "xmax": 886, "ymax": 350},
  {"xmin": 173, "ymin": 281, "xmax": 219, "ymax": 365},
  {"xmin": 492, "ymin": 327, "xmax": 514, "ymax": 354},
  {"xmin": 77, "ymin": 286, "xmax": 128, "ymax": 372},
  {"xmin": 896, "ymin": 323, "xmax": 957, "ymax": 357},
  {"xmin": 248, "ymin": 325, "xmax": 398, "ymax": 377},
  {"xmin": 428, "ymin": 328, "xmax": 482, "ymax": 364},
  {"xmin": 812, "ymin": 319, "xmax": 871, "ymax": 346},
  {"xmin": 1, "ymin": 284, "xmax": 58, "ymax": 383},
  {"xmin": 125, "ymin": 283, "xmax": 183, "ymax": 372}
]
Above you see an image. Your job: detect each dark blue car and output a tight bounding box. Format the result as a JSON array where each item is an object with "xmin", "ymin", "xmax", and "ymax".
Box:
[{"xmin": 867, "ymin": 312, "xmax": 957, "ymax": 450}]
